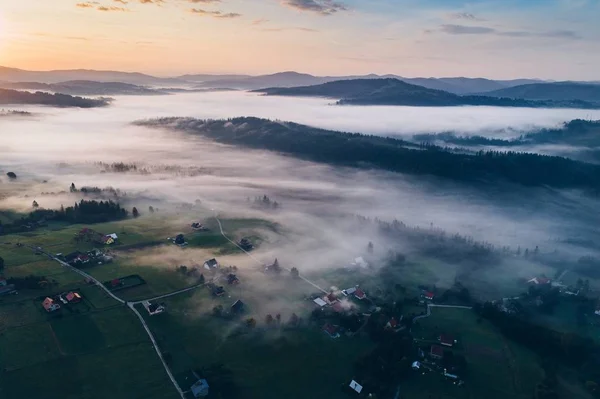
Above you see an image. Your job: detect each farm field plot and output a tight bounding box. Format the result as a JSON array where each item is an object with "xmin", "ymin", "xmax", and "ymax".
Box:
[
  {"xmin": 412, "ymin": 307, "xmax": 544, "ymax": 399},
  {"xmin": 140, "ymin": 291, "xmax": 374, "ymax": 399},
  {"xmin": 0, "ymin": 343, "xmax": 179, "ymax": 399}
]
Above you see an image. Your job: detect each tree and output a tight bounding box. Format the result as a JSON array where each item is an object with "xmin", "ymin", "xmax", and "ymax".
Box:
[
  {"xmin": 265, "ymin": 314, "xmax": 274, "ymax": 325},
  {"xmin": 132, "ymin": 207, "xmax": 139, "ymax": 218},
  {"xmin": 32, "ymin": 200, "xmax": 39, "ymax": 208},
  {"xmin": 0, "ymin": 256, "xmax": 4, "ymax": 271},
  {"xmin": 6, "ymin": 172, "xmax": 17, "ymax": 179},
  {"xmin": 367, "ymin": 241, "xmax": 374, "ymax": 254},
  {"xmin": 212, "ymin": 305, "xmax": 223, "ymax": 317},
  {"xmin": 148, "ymin": 206, "xmax": 154, "ymax": 213},
  {"xmin": 245, "ymin": 318, "xmax": 257, "ymax": 328},
  {"xmin": 275, "ymin": 313, "xmax": 281, "ymax": 324},
  {"xmin": 290, "ymin": 267, "xmax": 299, "ymax": 279},
  {"xmin": 70, "ymin": 182, "xmax": 76, "ymax": 192},
  {"xmin": 199, "ymin": 274, "xmax": 205, "ymax": 284},
  {"xmin": 272, "ymin": 258, "xmax": 281, "ymax": 272}
]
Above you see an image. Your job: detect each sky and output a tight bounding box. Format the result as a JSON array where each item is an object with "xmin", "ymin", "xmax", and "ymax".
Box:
[{"xmin": 0, "ymin": 0, "xmax": 599, "ymax": 79}]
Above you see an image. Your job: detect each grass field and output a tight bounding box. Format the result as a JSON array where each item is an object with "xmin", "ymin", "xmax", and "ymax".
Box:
[
  {"xmin": 411, "ymin": 307, "xmax": 544, "ymax": 399},
  {"xmin": 138, "ymin": 287, "xmax": 375, "ymax": 399}
]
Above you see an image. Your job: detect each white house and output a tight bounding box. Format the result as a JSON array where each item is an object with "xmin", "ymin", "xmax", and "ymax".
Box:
[
  {"xmin": 349, "ymin": 380, "xmax": 363, "ymax": 394},
  {"xmin": 313, "ymin": 298, "xmax": 327, "ymax": 307}
]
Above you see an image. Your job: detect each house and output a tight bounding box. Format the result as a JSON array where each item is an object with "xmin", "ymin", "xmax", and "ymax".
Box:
[
  {"xmin": 439, "ymin": 334, "xmax": 455, "ymax": 347},
  {"xmin": 107, "ymin": 233, "xmax": 118, "ymax": 240},
  {"xmin": 385, "ymin": 317, "xmax": 398, "ymax": 329},
  {"xmin": 174, "ymin": 234, "xmax": 186, "ymax": 245},
  {"xmin": 76, "ymin": 254, "xmax": 90, "ymax": 264},
  {"xmin": 349, "ymin": 380, "xmax": 363, "ymax": 394},
  {"xmin": 0, "ymin": 278, "xmax": 7, "ymax": 287},
  {"xmin": 325, "ymin": 293, "xmax": 338, "ymax": 304},
  {"xmin": 143, "ymin": 301, "xmax": 166, "ymax": 316},
  {"xmin": 412, "ymin": 361, "xmax": 421, "ymax": 370},
  {"xmin": 212, "ymin": 286, "xmax": 225, "ymax": 297},
  {"xmin": 528, "ymin": 277, "xmax": 551, "ymax": 285},
  {"xmin": 342, "ymin": 287, "xmax": 357, "ymax": 296},
  {"xmin": 227, "ymin": 274, "xmax": 239, "ymax": 285},
  {"xmin": 313, "ymin": 297, "xmax": 327, "ymax": 307},
  {"xmin": 231, "ymin": 299, "xmax": 245, "ymax": 313},
  {"xmin": 101, "ymin": 236, "xmax": 115, "ymax": 245},
  {"xmin": 61, "ymin": 292, "xmax": 82, "ymax": 304},
  {"xmin": 323, "ymin": 323, "xmax": 340, "ymax": 339},
  {"xmin": 203, "ymin": 258, "xmax": 219, "ymax": 270},
  {"xmin": 42, "ymin": 297, "xmax": 60, "ymax": 312},
  {"xmin": 423, "ymin": 291, "xmax": 435, "ymax": 301},
  {"xmin": 0, "ymin": 283, "xmax": 17, "ymax": 296},
  {"xmin": 430, "ymin": 345, "xmax": 444, "ymax": 360},
  {"xmin": 354, "ymin": 288, "xmax": 366, "ymax": 300},
  {"xmin": 190, "ymin": 378, "xmax": 210, "ymax": 398},
  {"xmin": 595, "ymin": 308, "xmax": 600, "ymax": 316}
]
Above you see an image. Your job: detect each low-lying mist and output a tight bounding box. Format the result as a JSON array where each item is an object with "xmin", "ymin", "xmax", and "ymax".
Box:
[{"xmin": 2, "ymin": 91, "xmax": 600, "ymax": 301}]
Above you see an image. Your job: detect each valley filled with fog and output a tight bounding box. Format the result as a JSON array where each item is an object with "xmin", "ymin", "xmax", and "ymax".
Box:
[{"xmin": 2, "ymin": 90, "xmax": 600, "ymax": 298}]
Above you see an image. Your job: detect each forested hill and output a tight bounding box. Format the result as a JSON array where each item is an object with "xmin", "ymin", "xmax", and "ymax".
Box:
[
  {"xmin": 481, "ymin": 82, "xmax": 600, "ymax": 103},
  {"xmin": 136, "ymin": 117, "xmax": 600, "ymax": 190},
  {"xmin": 0, "ymin": 88, "xmax": 109, "ymax": 108},
  {"xmin": 414, "ymin": 119, "xmax": 600, "ymax": 148},
  {"xmin": 254, "ymin": 78, "xmax": 600, "ymax": 109}
]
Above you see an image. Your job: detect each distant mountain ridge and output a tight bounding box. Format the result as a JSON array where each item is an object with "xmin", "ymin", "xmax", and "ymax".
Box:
[
  {"xmin": 0, "ymin": 80, "xmax": 164, "ymax": 96},
  {"xmin": 480, "ymin": 82, "xmax": 600, "ymax": 103},
  {"xmin": 255, "ymin": 78, "xmax": 600, "ymax": 109}
]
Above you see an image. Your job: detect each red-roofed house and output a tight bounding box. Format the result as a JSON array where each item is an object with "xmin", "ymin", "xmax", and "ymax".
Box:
[
  {"xmin": 42, "ymin": 297, "xmax": 60, "ymax": 312},
  {"xmin": 430, "ymin": 345, "xmax": 444, "ymax": 359},
  {"xmin": 323, "ymin": 323, "xmax": 340, "ymax": 339},
  {"xmin": 325, "ymin": 293, "xmax": 338, "ymax": 304},
  {"xmin": 354, "ymin": 288, "xmax": 366, "ymax": 300},
  {"xmin": 385, "ymin": 317, "xmax": 398, "ymax": 329},
  {"xmin": 65, "ymin": 292, "xmax": 82, "ymax": 303},
  {"xmin": 439, "ymin": 334, "xmax": 455, "ymax": 347},
  {"xmin": 423, "ymin": 291, "xmax": 435, "ymax": 301}
]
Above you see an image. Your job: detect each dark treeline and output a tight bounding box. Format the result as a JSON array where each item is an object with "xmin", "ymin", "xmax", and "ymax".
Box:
[
  {"xmin": 355, "ymin": 215, "xmax": 501, "ymax": 265},
  {"xmin": 0, "ymin": 200, "xmax": 128, "ymax": 235},
  {"xmin": 415, "ymin": 119, "xmax": 600, "ymax": 148},
  {"xmin": 0, "ymin": 88, "xmax": 109, "ymax": 108},
  {"xmin": 137, "ymin": 117, "xmax": 600, "ymax": 191}
]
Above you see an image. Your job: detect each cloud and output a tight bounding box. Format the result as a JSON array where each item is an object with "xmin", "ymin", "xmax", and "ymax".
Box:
[
  {"xmin": 189, "ymin": 8, "xmax": 242, "ymax": 18},
  {"xmin": 437, "ymin": 24, "xmax": 582, "ymax": 40},
  {"xmin": 252, "ymin": 18, "xmax": 269, "ymax": 25},
  {"xmin": 261, "ymin": 27, "xmax": 319, "ymax": 32},
  {"xmin": 76, "ymin": 2, "xmax": 98, "ymax": 8},
  {"xmin": 113, "ymin": 0, "xmax": 128, "ymax": 4},
  {"xmin": 139, "ymin": 0, "xmax": 164, "ymax": 4},
  {"xmin": 440, "ymin": 24, "xmax": 495, "ymax": 35},
  {"xmin": 447, "ymin": 12, "xmax": 482, "ymax": 21},
  {"xmin": 282, "ymin": 0, "xmax": 348, "ymax": 16},
  {"xmin": 189, "ymin": 0, "xmax": 221, "ymax": 2},
  {"xmin": 98, "ymin": 5, "xmax": 129, "ymax": 11}
]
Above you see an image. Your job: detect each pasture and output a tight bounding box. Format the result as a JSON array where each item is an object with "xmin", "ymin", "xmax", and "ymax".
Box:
[{"xmin": 411, "ymin": 307, "xmax": 544, "ymax": 399}]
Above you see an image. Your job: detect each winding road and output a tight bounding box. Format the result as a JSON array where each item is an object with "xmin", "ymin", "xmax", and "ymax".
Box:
[
  {"xmin": 26, "ymin": 245, "xmax": 187, "ymax": 399},
  {"xmin": 23, "ymin": 214, "xmax": 332, "ymax": 399}
]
